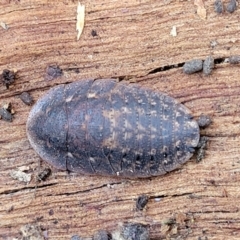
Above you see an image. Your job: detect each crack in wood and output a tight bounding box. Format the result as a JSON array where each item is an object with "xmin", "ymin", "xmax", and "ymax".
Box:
[
  {"xmin": 190, "ymin": 209, "xmax": 239, "ymax": 214},
  {"xmin": 53, "ymin": 181, "xmax": 125, "ymax": 196},
  {"xmin": 0, "ymin": 183, "xmax": 57, "ymax": 195},
  {"xmin": 148, "ymin": 57, "xmax": 227, "ymax": 75}
]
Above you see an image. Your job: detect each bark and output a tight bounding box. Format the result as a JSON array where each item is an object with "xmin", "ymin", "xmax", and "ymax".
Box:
[{"xmin": 0, "ymin": 0, "xmax": 240, "ymax": 239}]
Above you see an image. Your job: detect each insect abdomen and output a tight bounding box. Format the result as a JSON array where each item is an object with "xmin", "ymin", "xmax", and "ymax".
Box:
[{"xmin": 27, "ymin": 79, "xmax": 199, "ymax": 178}]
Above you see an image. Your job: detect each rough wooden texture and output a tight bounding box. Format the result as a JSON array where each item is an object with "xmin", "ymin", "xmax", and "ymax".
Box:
[{"xmin": 0, "ymin": 0, "xmax": 240, "ymax": 239}]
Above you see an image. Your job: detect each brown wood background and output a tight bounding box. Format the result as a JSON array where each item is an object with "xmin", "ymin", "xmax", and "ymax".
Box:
[{"xmin": 1, "ymin": 0, "xmax": 240, "ymax": 239}]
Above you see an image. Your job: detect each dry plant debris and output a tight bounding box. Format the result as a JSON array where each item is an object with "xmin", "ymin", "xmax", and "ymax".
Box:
[
  {"xmin": 76, "ymin": 1, "xmax": 85, "ymax": 40},
  {"xmin": 194, "ymin": 0, "xmax": 207, "ymax": 19},
  {"xmin": 20, "ymin": 224, "xmax": 45, "ymax": 240},
  {"xmin": 170, "ymin": 26, "xmax": 177, "ymax": 37},
  {"xmin": 10, "ymin": 169, "xmax": 32, "ymax": 183},
  {"xmin": 0, "ymin": 21, "xmax": 8, "ymax": 30}
]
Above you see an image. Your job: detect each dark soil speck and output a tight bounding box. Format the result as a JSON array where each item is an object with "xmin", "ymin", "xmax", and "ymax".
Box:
[
  {"xmin": 46, "ymin": 65, "xmax": 63, "ymax": 80},
  {"xmin": 214, "ymin": 0, "xmax": 224, "ymax": 13},
  {"xmin": 94, "ymin": 230, "xmax": 111, "ymax": 240},
  {"xmin": 91, "ymin": 29, "xmax": 98, "ymax": 37},
  {"xmin": 121, "ymin": 223, "xmax": 149, "ymax": 240},
  {"xmin": 203, "ymin": 56, "xmax": 214, "ymax": 75},
  {"xmin": 71, "ymin": 235, "xmax": 83, "ymax": 240},
  {"xmin": 198, "ymin": 114, "xmax": 212, "ymax": 128},
  {"xmin": 37, "ymin": 168, "xmax": 51, "ymax": 181},
  {"xmin": 7, "ymin": 206, "xmax": 14, "ymax": 213},
  {"xmin": 183, "ymin": 59, "xmax": 203, "ymax": 74},
  {"xmin": 227, "ymin": 0, "xmax": 237, "ymax": 13},
  {"xmin": 0, "ymin": 103, "xmax": 14, "ymax": 122},
  {"xmin": 0, "ymin": 107, "xmax": 13, "ymax": 122},
  {"xmin": 136, "ymin": 195, "xmax": 148, "ymax": 210},
  {"xmin": 1, "ymin": 69, "xmax": 16, "ymax": 89},
  {"xmin": 229, "ymin": 55, "xmax": 240, "ymax": 64},
  {"xmin": 49, "ymin": 209, "xmax": 54, "ymax": 216},
  {"xmin": 20, "ymin": 92, "xmax": 34, "ymax": 106},
  {"xmin": 196, "ymin": 136, "xmax": 209, "ymax": 162}
]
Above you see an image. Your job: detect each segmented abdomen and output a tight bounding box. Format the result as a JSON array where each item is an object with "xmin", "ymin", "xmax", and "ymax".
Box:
[{"xmin": 65, "ymin": 79, "xmax": 199, "ymax": 178}]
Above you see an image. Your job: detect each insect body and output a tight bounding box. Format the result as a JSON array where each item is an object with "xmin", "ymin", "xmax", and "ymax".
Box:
[{"xmin": 27, "ymin": 79, "xmax": 200, "ymax": 178}]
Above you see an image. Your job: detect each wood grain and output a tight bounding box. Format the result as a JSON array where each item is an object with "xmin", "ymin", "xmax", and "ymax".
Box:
[{"xmin": 0, "ymin": 0, "xmax": 240, "ymax": 239}]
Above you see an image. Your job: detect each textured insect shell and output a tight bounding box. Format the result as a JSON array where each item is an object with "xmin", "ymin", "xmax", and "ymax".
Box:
[{"xmin": 26, "ymin": 79, "xmax": 200, "ymax": 178}]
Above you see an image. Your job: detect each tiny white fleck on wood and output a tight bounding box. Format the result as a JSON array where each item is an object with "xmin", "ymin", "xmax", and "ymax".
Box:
[
  {"xmin": 76, "ymin": 2, "xmax": 85, "ymax": 40},
  {"xmin": 0, "ymin": 21, "xmax": 8, "ymax": 30},
  {"xmin": 170, "ymin": 26, "xmax": 177, "ymax": 37}
]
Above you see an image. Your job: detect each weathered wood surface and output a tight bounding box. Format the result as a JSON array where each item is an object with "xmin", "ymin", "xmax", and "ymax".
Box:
[{"xmin": 1, "ymin": 0, "xmax": 240, "ymax": 239}]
